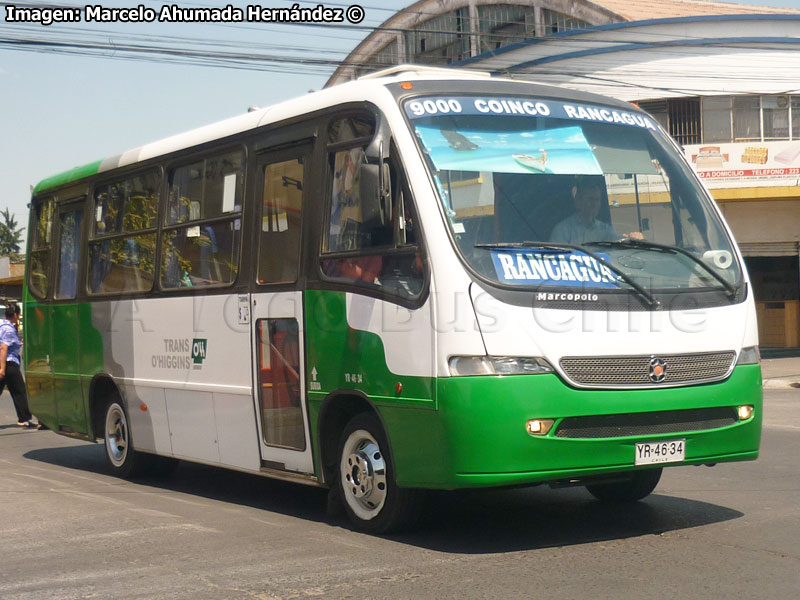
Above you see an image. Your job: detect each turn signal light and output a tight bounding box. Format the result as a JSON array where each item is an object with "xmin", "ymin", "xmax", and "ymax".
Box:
[
  {"xmin": 526, "ymin": 419, "xmax": 555, "ymax": 436},
  {"xmin": 736, "ymin": 347, "xmax": 760, "ymax": 365}
]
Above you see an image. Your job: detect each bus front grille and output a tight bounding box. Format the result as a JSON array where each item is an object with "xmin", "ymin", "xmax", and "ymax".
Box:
[
  {"xmin": 559, "ymin": 351, "xmax": 736, "ymax": 388},
  {"xmin": 554, "ymin": 407, "xmax": 738, "ymax": 439}
]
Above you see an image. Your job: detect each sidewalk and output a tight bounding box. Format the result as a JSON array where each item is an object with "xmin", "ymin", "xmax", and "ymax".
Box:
[{"xmin": 761, "ymin": 353, "xmax": 800, "ymax": 390}]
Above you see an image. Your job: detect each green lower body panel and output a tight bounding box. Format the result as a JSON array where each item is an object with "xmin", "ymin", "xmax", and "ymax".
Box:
[
  {"xmin": 27, "ymin": 371, "xmax": 56, "ymax": 427},
  {"xmin": 383, "ymin": 365, "xmax": 762, "ymax": 489},
  {"xmin": 53, "ymin": 376, "xmax": 88, "ymax": 435}
]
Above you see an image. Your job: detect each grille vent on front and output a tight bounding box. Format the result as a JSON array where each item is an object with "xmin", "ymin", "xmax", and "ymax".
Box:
[
  {"xmin": 555, "ymin": 407, "xmax": 738, "ymax": 439},
  {"xmin": 559, "ymin": 351, "xmax": 735, "ymax": 387}
]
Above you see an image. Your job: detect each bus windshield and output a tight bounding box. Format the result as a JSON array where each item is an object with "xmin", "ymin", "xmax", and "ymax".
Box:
[{"xmin": 405, "ymin": 95, "xmax": 742, "ymax": 297}]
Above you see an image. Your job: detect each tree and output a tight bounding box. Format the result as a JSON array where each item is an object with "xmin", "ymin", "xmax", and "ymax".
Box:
[{"xmin": 0, "ymin": 208, "xmax": 25, "ymax": 256}]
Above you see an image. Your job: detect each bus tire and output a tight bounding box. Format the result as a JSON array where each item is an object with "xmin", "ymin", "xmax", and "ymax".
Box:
[
  {"xmin": 337, "ymin": 413, "xmax": 423, "ymax": 533},
  {"xmin": 586, "ymin": 468, "xmax": 663, "ymax": 502},
  {"xmin": 103, "ymin": 400, "xmax": 153, "ymax": 478}
]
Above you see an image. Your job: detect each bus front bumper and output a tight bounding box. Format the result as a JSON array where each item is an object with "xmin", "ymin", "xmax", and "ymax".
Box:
[{"xmin": 390, "ymin": 365, "xmax": 762, "ymax": 489}]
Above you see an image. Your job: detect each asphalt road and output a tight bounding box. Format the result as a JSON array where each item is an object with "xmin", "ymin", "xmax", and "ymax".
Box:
[{"xmin": 1, "ymin": 388, "xmax": 798, "ymax": 600}]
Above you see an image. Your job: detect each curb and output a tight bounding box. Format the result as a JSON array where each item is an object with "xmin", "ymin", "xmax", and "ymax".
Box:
[{"xmin": 763, "ymin": 378, "xmax": 800, "ymax": 390}]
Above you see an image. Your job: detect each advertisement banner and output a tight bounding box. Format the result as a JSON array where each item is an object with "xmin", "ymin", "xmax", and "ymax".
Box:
[{"xmin": 684, "ymin": 141, "xmax": 800, "ymax": 188}]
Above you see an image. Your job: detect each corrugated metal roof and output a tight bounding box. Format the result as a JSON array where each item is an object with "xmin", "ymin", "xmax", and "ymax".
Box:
[
  {"xmin": 327, "ymin": 0, "xmax": 800, "ymax": 87},
  {"xmin": 593, "ymin": 0, "xmax": 800, "ymax": 20},
  {"xmin": 458, "ymin": 16, "xmax": 800, "ymax": 101}
]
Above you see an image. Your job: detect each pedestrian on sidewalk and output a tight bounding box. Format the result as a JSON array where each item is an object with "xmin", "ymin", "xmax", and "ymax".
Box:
[{"xmin": 0, "ymin": 303, "xmax": 34, "ymax": 428}]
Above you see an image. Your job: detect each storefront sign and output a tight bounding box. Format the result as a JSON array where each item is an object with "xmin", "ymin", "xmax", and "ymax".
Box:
[{"xmin": 684, "ymin": 141, "xmax": 800, "ymax": 188}]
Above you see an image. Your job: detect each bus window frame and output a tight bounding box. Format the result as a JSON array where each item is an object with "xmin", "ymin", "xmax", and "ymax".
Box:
[
  {"xmin": 318, "ymin": 112, "xmax": 429, "ymax": 309},
  {"xmin": 27, "ymin": 194, "xmax": 56, "ymax": 301},
  {"xmin": 53, "ymin": 195, "xmax": 88, "ymax": 301},
  {"xmin": 254, "ymin": 142, "xmax": 315, "ymax": 288},
  {"xmin": 85, "ymin": 166, "xmax": 163, "ymax": 298},
  {"xmin": 158, "ymin": 144, "xmax": 247, "ymax": 292}
]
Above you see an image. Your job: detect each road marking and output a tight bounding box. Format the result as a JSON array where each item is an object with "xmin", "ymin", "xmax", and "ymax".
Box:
[
  {"xmin": 248, "ymin": 516, "xmax": 283, "ymax": 527},
  {"xmin": 132, "ymin": 507, "xmax": 181, "ymax": 519},
  {"xmin": 71, "ymin": 523, "xmax": 219, "ymax": 541},
  {"xmin": 139, "ymin": 491, "xmax": 210, "ymax": 507},
  {"xmin": 13, "ymin": 472, "xmax": 74, "ymax": 485},
  {"xmin": 54, "ymin": 488, "xmax": 135, "ymax": 507}
]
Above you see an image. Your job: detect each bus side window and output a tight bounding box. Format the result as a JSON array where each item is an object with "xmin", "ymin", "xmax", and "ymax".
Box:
[
  {"xmin": 88, "ymin": 171, "xmax": 159, "ymax": 295},
  {"xmin": 323, "ymin": 147, "xmax": 390, "ymax": 285},
  {"xmin": 28, "ymin": 197, "xmax": 54, "ymax": 299},
  {"xmin": 55, "ymin": 203, "xmax": 84, "ymax": 300},
  {"xmin": 321, "ymin": 142, "xmax": 424, "ymax": 300},
  {"xmin": 258, "ymin": 157, "xmax": 304, "ymax": 285},
  {"xmin": 161, "ymin": 150, "xmax": 243, "ymax": 289}
]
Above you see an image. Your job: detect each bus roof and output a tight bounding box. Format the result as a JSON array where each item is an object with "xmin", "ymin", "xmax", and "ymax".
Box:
[{"xmin": 32, "ymin": 66, "xmax": 635, "ymax": 195}]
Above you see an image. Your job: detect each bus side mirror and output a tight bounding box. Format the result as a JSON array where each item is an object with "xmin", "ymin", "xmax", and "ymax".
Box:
[
  {"xmin": 364, "ymin": 112, "xmax": 391, "ymax": 164},
  {"xmin": 359, "ymin": 160, "xmax": 391, "ymax": 228},
  {"xmin": 361, "ymin": 113, "xmax": 393, "ymax": 228}
]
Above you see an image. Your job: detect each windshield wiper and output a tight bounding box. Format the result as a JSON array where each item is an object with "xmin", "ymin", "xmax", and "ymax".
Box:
[
  {"xmin": 475, "ymin": 242, "xmax": 571, "ymax": 253},
  {"xmin": 585, "ymin": 239, "xmax": 737, "ymax": 299},
  {"xmin": 475, "ymin": 241, "xmax": 660, "ymax": 308}
]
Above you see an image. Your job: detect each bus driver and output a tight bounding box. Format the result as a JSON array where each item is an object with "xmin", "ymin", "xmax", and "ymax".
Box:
[{"xmin": 550, "ymin": 178, "xmax": 643, "ymax": 244}]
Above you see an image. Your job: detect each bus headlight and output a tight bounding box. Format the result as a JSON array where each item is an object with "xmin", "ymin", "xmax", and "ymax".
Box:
[
  {"xmin": 449, "ymin": 356, "xmax": 554, "ymax": 376},
  {"xmin": 736, "ymin": 346, "xmax": 760, "ymax": 365}
]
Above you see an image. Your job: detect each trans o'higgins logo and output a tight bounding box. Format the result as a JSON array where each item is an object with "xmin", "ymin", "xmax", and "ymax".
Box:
[
  {"xmin": 191, "ymin": 339, "xmax": 208, "ymax": 367},
  {"xmin": 151, "ymin": 338, "xmax": 208, "ymax": 370}
]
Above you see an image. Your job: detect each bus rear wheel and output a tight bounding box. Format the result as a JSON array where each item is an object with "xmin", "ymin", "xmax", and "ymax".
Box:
[
  {"xmin": 104, "ymin": 400, "xmax": 153, "ymax": 478},
  {"xmin": 585, "ymin": 468, "xmax": 663, "ymax": 502},
  {"xmin": 337, "ymin": 413, "xmax": 423, "ymax": 533}
]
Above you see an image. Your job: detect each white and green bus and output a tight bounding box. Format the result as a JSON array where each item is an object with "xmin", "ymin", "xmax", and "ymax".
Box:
[{"xmin": 25, "ymin": 66, "xmax": 762, "ymax": 532}]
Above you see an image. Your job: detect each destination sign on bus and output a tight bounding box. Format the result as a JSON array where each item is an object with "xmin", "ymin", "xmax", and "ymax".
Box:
[
  {"xmin": 405, "ymin": 96, "xmax": 657, "ymax": 131},
  {"xmin": 491, "ymin": 249, "xmax": 620, "ymax": 288}
]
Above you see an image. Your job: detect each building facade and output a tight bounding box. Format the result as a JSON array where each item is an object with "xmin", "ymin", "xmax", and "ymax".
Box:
[{"xmin": 328, "ymin": 0, "xmax": 800, "ymax": 347}]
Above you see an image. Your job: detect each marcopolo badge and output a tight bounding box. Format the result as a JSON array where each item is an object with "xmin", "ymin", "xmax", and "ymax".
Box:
[{"xmin": 649, "ymin": 357, "xmax": 667, "ymax": 383}]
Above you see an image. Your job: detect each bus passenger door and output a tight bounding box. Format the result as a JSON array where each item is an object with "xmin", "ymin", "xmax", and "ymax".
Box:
[
  {"xmin": 25, "ymin": 197, "xmax": 56, "ymax": 428},
  {"xmin": 51, "ymin": 199, "xmax": 88, "ymax": 436},
  {"xmin": 250, "ymin": 147, "xmax": 314, "ymax": 475}
]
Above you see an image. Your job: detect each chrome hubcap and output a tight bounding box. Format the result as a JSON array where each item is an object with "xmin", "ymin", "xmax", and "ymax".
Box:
[
  {"xmin": 341, "ymin": 431, "xmax": 387, "ymax": 519},
  {"xmin": 105, "ymin": 404, "xmax": 128, "ymax": 467}
]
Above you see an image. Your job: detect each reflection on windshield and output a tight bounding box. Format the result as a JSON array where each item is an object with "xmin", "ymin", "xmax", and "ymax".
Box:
[
  {"xmin": 409, "ymin": 100, "xmax": 741, "ymax": 295},
  {"xmin": 417, "ymin": 124, "xmax": 602, "ymax": 175}
]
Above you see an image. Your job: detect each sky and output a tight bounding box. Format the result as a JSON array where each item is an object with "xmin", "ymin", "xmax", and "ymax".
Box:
[{"xmin": 2, "ymin": 0, "xmax": 799, "ymax": 248}]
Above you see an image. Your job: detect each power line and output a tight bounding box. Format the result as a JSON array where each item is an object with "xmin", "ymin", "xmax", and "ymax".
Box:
[
  {"xmin": 6, "ymin": 0, "xmax": 798, "ymax": 58},
  {"xmin": 4, "ymin": 31, "xmax": 799, "ymax": 95},
  {"xmin": 8, "ymin": 0, "xmax": 772, "ymax": 48},
  {"xmin": 5, "ymin": 17, "xmax": 799, "ymax": 71}
]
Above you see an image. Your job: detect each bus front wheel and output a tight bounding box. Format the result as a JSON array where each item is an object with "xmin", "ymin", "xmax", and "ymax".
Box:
[
  {"xmin": 337, "ymin": 413, "xmax": 423, "ymax": 533},
  {"xmin": 585, "ymin": 468, "xmax": 663, "ymax": 502}
]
